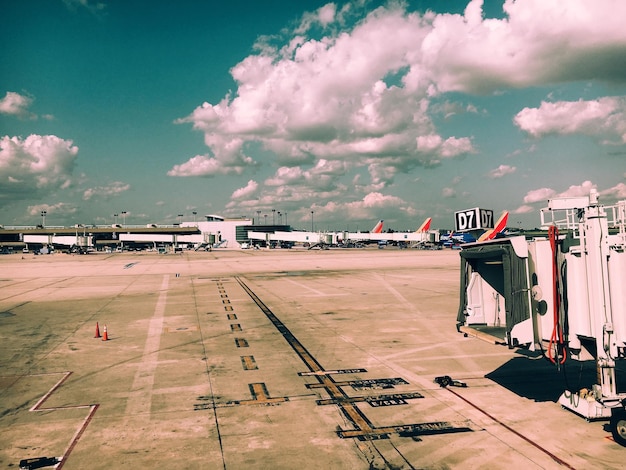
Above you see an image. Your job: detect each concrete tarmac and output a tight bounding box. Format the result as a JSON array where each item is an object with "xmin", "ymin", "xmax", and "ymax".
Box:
[{"xmin": 1, "ymin": 248, "xmax": 624, "ymax": 469}]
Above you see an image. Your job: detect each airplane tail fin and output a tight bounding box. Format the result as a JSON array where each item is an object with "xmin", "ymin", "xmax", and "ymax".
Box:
[
  {"xmin": 477, "ymin": 211, "xmax": 509, "ymax": 241},
  {"xmin": 415, "ymin": 217, "xmax": 432, "ymax": 233},
  {"xmin": 371, "ymin": 220, "xmax": 384, "ymax": 233}
]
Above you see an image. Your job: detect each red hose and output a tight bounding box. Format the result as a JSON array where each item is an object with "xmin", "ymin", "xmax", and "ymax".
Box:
[{"xmin": 548, "ymin": 226, "xmax": 566, "ymax": 364}]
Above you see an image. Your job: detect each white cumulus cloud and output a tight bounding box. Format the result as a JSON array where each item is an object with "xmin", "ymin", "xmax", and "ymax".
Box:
[
  {"xmin": 0, "ymin": 134, "xmax": 78, "ymax": 200},
  {"xmin": 0, "ymin": 91, "xmax": 35, "ymax": 118},
  {"xmin": 306, "ymin": 191, "xmax": 418, "ymax": 225},
  {"xmin": 514, "ymin": 97, "xmax": 626, "ymax": 144},
  {"xmin": 172, "ymin": 4, "xmax": 477, "ymax": 181},
  {"xmin": 231, "ymin": 180, "xmax": 259, "ymax": 200},
  {"xmin": 523, "ymin": 187, "xmax": 557, "ymax": 204},
  {"xmin": 422, "ymin": 0, "xmax": 626, "ymax": 94},
  {"xmin": 522, "ymin": 181, "xmax": 600, "ymax": 205},
  {"xmin": 27, "ymin": 202, "xmax": 77, "ymax": 217},
  {"xmin": 172, "ymin": 0, "xmax": 626, "ymax": 221},
  {"xmin": 488, "ymin": 164, "xmax": 517, "ymax": 178},
  {"xmin": 600, "ymin": 182, "xmax": 626, "ymax": 200},
  {"xmin": 83, "ymin": 181, "xmax": 130, "ymax": 200}
]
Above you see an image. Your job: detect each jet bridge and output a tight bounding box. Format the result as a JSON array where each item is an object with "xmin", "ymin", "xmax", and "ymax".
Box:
[{"xmin": 456, "ymin": 190, "xmax": 626, "ymax": 445}]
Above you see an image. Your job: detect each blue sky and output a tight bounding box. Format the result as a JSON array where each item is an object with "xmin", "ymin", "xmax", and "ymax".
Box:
[{"xmin": 1, "ymin": 0, "xmax": 625, "ymax": 231}]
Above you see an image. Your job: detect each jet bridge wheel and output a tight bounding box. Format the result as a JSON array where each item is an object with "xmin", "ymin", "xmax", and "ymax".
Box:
[{"xmin": 610, "ymin": 409, "xmax": 626, "ymax": 446}]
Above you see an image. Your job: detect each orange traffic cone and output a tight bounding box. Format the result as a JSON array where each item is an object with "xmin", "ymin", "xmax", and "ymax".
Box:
[
  {"xmin": 94, "ymin": 322, "xmax": 101, "ymax": 338},
  {"xmin": 102, "ymin": 324, "xmax": 109, "ymax": 341}
]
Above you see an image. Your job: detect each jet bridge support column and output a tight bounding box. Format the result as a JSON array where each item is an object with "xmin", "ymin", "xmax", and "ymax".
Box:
[
  {"xmin": 558, "ymin": 190, "xmax": 620, "ymax": 419},
  {"xmin": 580, "ymin": 192, "xmax": 616, "ymax": 399}
]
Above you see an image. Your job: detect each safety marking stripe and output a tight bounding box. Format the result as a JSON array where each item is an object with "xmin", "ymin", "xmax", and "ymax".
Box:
[
  {"xmin": 298, "ymin": 368, "xmax": 367, "ymax": 376},
  {"xmin": 25, "ymin": 371, "xmax": 99, "ymax": 469},
  {"xmin": 316, "ymin": 391, "xmax": 424, "ymax": 406},
  {"xmin": 227, "ymin": 383, "xmax": 289, "ymax": 406},
  {"xmin": 222, "ymin": 299, "xmax": 231, "ymax": 304},
  {"xmin": 234, "ymin": 276, "xmax": 474, "ymax": 442},
  {"xmin": 241, "ymin": 355, "xmax": 258, "ymax": 370},
  {"xmin": 306, "ymin": 377, "xmax": 408, "ymax": 389},
  {"xmin": 235, "ymin": 338, "xmax": 249, "ymax": 348},
  {"xmin": 221, "ymin": 294, "xmax": 228, "ymax": 298},
  {"xmin": 338, "ymin": 421, "xmax": 473, "ymax": 440},
  {"xmin": 231, "ymin": 323, "xmax": 242, "ymax": 332},
  {"xmin": 227, "ymin": 313, "xmax": 237, "ymax": 320},
  {"xmin": 224, "ymin": 305, "xmax": 233, "ymax": 311},
  {"xmin": 163, "ymin": 326, "xmax": 198, "ymax": 333}
]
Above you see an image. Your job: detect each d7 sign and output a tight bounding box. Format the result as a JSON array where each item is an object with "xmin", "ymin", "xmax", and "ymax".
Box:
[{"xmin": 454, "ymin": 208, "xmax": 493, "ymax": 231}]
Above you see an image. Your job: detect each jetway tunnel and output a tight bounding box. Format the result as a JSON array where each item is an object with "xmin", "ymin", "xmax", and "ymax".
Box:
[{"xmin": 456, "ymin": 192, "xmax": 626, "ymax": 445}]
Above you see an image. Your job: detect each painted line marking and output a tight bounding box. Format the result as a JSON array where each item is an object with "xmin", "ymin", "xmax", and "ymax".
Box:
[
  {"xmin": 241, "ymin": 356, "xmax": 258, "ymax": 370},
  {"xmin": 338, "ymin": 421, "xmax": 474, "ymax": 440},
  {"xmin": 317, "ymin": 391, "xmax": 424, "ymax": 406},
  {"xmin": 284, "ymin": 279, "xmax": 326, "ymax": 296},
  {"xmin": 306, "ymin": 377, "xmax": 409, "ymax": 390},
  {"xmin": 229, "ymin": 383, "xmax": 289, "ymax": 406},
  {"xmin": 24, "ymin": 371, "xmax": 99, "ymax": 469},
  {"xmin": 124, "ymin": 275, "xmax": 168, "ymax": 422},
  {"xmin": 298, "ymin": 368, "xmax": 367, "ymax": 376},
  {"xmin": 444, "ymin": 386, "xmax": 576, "ymax": 469},
  {"xmin": 195, "ymin": 383, "xmax": 289, "ymax": 410},
  {"xmin": 235, "ymin": 276, "xmax": 474, "ymax": 442},
  {"xmin": 163, "ymin": 326, "xmax": 198, "ymax": 333}
]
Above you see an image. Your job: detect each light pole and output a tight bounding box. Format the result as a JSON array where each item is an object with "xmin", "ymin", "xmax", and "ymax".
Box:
[
  {"xmin": 178, "ymin": 214, "xmax": 183, "ymax": 225},
  {"xmin": 114, "ymin": 213, "xmax": 118, "ymax": 225},
  {"xmin": 256, "ymin": 210, "xmax": 261, "ymax": 225},
  {"xmin": 192, "ymin": 211, "xmax": 197, "ymax": 224},
  {"xmin": 311, "ymin": 211, "xmax": 314, "ymax": 232},
  {"xmin": 121, "ymin": 211, "xmax": 127, "ymax": 226},
  {"xmin": 284, "ymin": 211, "xmax": 287, "ymax": 225},
  {"xmin": 41, "ymin": 210, "xmax": 47, "ymax": 227},
  {"xmin": 278, "ymin": 212, "xmax": 282, "ymax": 224},
  {"xmin": 272, "ymin": 209, "xmax": 276, "ymax": 225}
]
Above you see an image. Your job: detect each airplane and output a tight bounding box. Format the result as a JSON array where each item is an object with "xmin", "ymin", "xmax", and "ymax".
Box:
[
  {"xmin": 415, "ymin": 217, "xmax": 432, "ymax": 233},
  {"xmin": 345, "ymin": 220, "xmax": 385, "ymax": 244},
  {"xmin": 441, "ymin": 231, "xmax": 475, "ymax": 248},
  {"xmin": 344, "ymin": 217, "xmax": 438, "ymax": 247},
  {"xmin": 441, "ymin": 211, "xmax": 509, "ymax": 248},
  {"xmin": 371, "ymin": 220, "xmax": 384, "ymax": 233},
  {"xmin": 477, "ymin": 211, "xmax": 509, "ymax": 241},
  {"xmin": 247, "ymin": 217, "xmax": 436, "ymax": 248}
]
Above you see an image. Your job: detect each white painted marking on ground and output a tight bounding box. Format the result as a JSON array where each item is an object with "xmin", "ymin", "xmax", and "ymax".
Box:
[
  {"xmin": 285, "ymin": 278, "xmax": 326, "ymax": 296},
  {"xmin": 124, "ymin": 274, "xmax": 169, "ymax": 421}
]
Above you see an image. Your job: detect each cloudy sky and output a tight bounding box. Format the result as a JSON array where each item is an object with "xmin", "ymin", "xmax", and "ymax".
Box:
[{"xmin": 2, "ymin": 0, "xmax": 625, "ymax": 231}]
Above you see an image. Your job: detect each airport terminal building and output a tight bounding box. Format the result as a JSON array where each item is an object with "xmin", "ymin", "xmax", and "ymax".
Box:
[{"xmin": 0, "ymin": 215, "xmax": 290, "ymax": 252}]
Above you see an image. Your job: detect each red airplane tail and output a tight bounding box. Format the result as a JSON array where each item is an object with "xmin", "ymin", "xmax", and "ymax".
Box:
[
  {"xmin": 415, "ymin": 217, "xmax": 432, "ymax": 233},
  {"xmin": 477, "ymin": 211, "xmax": 509, "ymax": 241}
]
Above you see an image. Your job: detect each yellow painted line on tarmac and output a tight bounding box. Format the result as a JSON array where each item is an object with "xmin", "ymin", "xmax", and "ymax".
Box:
[{"xmin": 241, "ymin": 355, "xmax": 258, "ymax": 370}]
